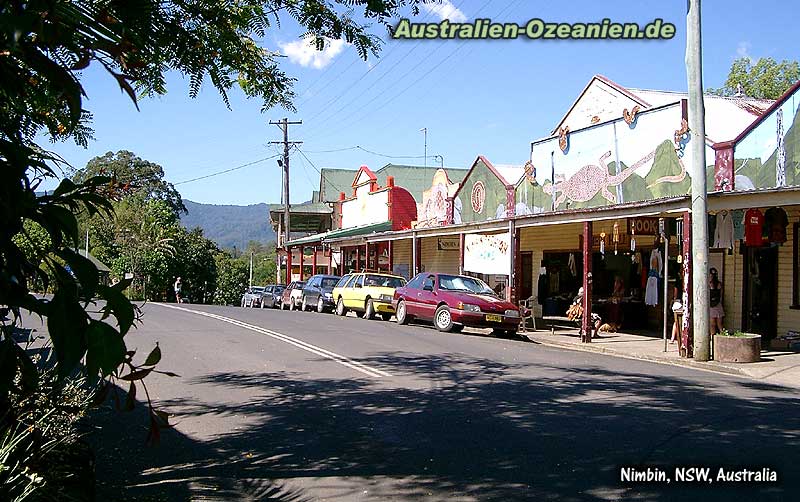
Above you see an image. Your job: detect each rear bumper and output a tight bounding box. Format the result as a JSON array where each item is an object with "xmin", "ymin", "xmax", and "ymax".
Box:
[
  {"xmin": 374, "ymin": 301, "xmax": 395, "ymax": 314},
  {"xmin": 450, "ymin": 310, "xmax": 520, "ymax": 330}
]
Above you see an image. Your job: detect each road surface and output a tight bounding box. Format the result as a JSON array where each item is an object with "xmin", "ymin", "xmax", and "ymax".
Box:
[{"xmin": 72, "ymin": 303, "xmax": 800, "ymax": 501}]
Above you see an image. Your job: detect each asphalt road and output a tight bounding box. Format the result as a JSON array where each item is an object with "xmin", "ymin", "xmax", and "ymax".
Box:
[{"xmin": 69, "ymin": 303, "xmax": 800, "ymax": 501}]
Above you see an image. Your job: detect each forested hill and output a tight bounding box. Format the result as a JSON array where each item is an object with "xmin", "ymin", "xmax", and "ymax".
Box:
[{"xmin": 180, "ymin": 200, "xmax": 275, "ymax": 250}]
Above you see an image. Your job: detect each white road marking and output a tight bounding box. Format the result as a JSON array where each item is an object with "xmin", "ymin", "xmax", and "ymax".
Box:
[{"xmin": 154, "ymin": 303, "xmax": 391, "ymax": 378}]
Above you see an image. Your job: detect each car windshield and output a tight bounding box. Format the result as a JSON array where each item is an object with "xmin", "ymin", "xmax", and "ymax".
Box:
[
  {"xmin": 320, "ymin": 277, "xmax": 339, "ymax": 288},
  {"xmin": 364, "ymin": 274, "xmax": 406, "ymax": 288},
  {"xmin": 438, "ymin": 275, "xmax": 495, "ymax": 295}
]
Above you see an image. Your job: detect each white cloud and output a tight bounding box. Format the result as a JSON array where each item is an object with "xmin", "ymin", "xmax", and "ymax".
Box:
[
  {"xmin": 279, "ymin": 37, "xmax": 347, "ymax": 69},
  {"xmin": 421, "ymin": 0, "xmax": 467, "ymax": 22},
  {"xmin": 736, "ymin": 41, "xmax": 751, "ymax": 59}
]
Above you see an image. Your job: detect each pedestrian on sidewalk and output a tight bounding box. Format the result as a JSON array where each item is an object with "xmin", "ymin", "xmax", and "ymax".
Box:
[{"xmin": 174, "ymin": 277, "xmax": 182, "ymax": 303}]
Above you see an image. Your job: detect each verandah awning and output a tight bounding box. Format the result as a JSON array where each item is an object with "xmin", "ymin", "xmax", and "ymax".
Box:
[{"xmin": 284, "ymin": 221, "xmax": 393, "ymax": 247}]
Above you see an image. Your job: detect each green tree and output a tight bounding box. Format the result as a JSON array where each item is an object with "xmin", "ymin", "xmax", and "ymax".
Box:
[
  {"xmin": 214, "ymin": 252, "xmax": 249, "ymax": 306},
  {"xmin": 175, "ymin": 228, "xmax": 219, "ymax": 304},
  {"xmin": 709, "ymin": 57, "xmax": 800, "ymax": 99},
  {"xmin": 73, "ymin": 150, "xmax": 185, "ymax": 215}
]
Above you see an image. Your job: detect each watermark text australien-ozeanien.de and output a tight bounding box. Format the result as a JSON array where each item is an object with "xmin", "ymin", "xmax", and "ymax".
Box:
[{"xmin": 392, "ymin": 18, "xmax": 676, "ymax": 40}]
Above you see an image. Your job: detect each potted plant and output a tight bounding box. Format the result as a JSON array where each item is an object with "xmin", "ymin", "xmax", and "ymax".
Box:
[{"xmin": 714, "ymin": 329, "xmax": 761, "ymax": 363}]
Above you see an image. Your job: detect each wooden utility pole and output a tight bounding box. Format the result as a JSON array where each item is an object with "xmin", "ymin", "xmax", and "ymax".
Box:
[
  {"xmin": 269, "ymin": 118, "xmax": 302, "ymax": 251},
  {"xmin": 686, "ymin": 0, "xmax": 710, "ymax": 361}
]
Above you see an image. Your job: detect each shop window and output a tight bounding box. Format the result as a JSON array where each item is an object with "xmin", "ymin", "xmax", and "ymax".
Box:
[{"xmin": 794, "ymin": 223, "xmax": 800, "ymax": 309}]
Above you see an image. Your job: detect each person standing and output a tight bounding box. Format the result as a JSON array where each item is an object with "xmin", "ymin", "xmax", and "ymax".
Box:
[
  {"xmin": 709, "ymin": 268, "xmax": 724, "ymax": 335},
  {"xmin": 174, "ymin": 277, "xmax": 182, "ymax": 303}
]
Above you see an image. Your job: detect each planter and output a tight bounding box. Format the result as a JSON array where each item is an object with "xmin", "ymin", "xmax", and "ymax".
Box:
[{"xmin": 714, "ymin": 333, "xmax": 761, "ymax": 363}]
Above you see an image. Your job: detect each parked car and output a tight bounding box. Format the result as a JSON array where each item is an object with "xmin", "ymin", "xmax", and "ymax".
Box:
[
  {"xmin": 241, "ymin": 286, "xmax": 265, "ymax": 307},
  {"xmin": 393, "ymin": 273, "xmax": 520, "ymax": 335},
  {"xmin": 332, "ymin": 272, "xmax": 407, "ymax": 320},
  {"xmin": 260, "ymin": 284, "xmax": 286, "ymax": 309},
  {"xmin": 300, "ymin": 274, "xmax": 341, "ymax": 313},
  {"xmin": 280, "ymin": 281, "xmax": 306, "ymax": 310}
]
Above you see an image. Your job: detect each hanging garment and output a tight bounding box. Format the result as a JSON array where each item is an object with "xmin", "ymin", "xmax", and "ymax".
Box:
[
  {"xmin": 713, "ymin": 210, "xmax": 735, "ymax": 249},
  {"xmin": 645, "ymin": 270, "xmax": 659, "ymax": 306},
  {"xmin": 744, "ymin": 208, "xmax": 764, "ymax": 247},
  {"xmin": 764, "ymin": 207, "xmax": 789, "ymax": 244},
  {"xmin": 537, "ymin": 272, "xmax": 549, "ymax": 305},
  {"xmin": 707, "ymin": 214, "xmax": 717, "ymax": 245},
  {"xmin": 568, "ymin": 253, "xmax": 576, "ymax": 276},
  {"xmin": 649, "ymin": 248, "xmax": 663, "ymax": 278},
  {"xmin": 732, "ymin": 209, "xmax": 745, "ymax": 241}
]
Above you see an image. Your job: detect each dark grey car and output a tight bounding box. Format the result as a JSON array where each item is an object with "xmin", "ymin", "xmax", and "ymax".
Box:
[
  {"xmin": 300, "ymin": 274, "xmax": 341, "ymax": 313},
  {"xmin": 260, "ymin": 284, "xmax": 286, "ymax": 309}
]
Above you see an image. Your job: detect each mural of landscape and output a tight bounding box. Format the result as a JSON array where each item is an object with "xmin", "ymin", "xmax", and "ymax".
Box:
[
  {"xmin": 733, "ymin": 87, "xmax": 799, "ymax": 190},
  {"xmin": 522, "ymin": 103, "xmax": 714, "ymax": 213}
]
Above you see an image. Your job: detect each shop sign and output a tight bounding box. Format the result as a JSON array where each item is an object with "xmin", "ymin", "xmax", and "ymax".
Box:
[
  {"xmin": 464, "ymin": 232, "xmax": 510, "ymax": 275},
  {"xmin": 438, "ymin": 237, "xmax": 460, "ymax": 251},
  {"xmin": 628, "ymin": 217, "xmax": 659, "ymax": 235}
]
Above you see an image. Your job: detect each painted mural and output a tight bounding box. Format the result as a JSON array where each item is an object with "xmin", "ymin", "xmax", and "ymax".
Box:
[
  {"xmin": 523, "ymin": 103, "xmax": 714, "ymax": 213},
  {"xmin": 414, "ymin": 168, "xmax": 460, "ymax": 228},
  {"xmin": 733, "ymin": 86, "xmax": 800, "ymax": 190},
  {"xmin": 454, "ymin": 158, "xmax": 510, "ymax": 223}
]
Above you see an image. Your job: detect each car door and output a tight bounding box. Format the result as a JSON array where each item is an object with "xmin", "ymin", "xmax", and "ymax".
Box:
[
  {"xmin": 346, "ymin": 274, "xmax": 365, "ymax": 309},
  {"xmin": 415, "ymin": 274, "xmax": 438, "ymax": 320},
  {"xmin": 305, "ymin": 277, "xmax": 319, "ymax": 304}
]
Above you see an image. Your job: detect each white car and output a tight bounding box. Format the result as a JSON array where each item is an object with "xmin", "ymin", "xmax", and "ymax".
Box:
[
  {"xmin": 280, "ymin": 281, "xmax": 306, "ymax": 310},
  {"xmin": 241, "ymin": 286, "xmax": 265, "ymax": 307}
]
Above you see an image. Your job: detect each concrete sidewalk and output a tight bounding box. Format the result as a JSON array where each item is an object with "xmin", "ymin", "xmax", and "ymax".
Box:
[{"xmin": 523, "ymin": 326, "xmax": 800, "ymax": 389}]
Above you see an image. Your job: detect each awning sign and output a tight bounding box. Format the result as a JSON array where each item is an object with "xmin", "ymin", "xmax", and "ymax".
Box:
[{"xmin": 463, "ymin": 232, "xmax": 510, "ymax": 275}]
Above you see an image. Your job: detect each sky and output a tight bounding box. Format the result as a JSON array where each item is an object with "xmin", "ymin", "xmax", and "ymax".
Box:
[{"xmin": 42, "ymin": 0, "xmax": 799, "ymax": 206}]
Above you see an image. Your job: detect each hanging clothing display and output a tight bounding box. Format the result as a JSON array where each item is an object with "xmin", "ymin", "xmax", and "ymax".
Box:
[
  {"xmin": 713, "ymin": 210, "xmax": 735, "ymax": 249},
  {"xmin": 764, "ymin": 207, "xmax": 789, "ymax": 244},
  {"xmin": 567, "ymin": 253, "xmax": 576, "ymax": 276},
  {"xmin": 645, "ymin": 248, "xmax": 663, "ymax": 306},
  {"xmin": 732, "ymin": 209, "xmax": 745, "ymax": 241},
  {"xmin": 744, "ymin": 208, "xmax": 764, "ymax": 247}
]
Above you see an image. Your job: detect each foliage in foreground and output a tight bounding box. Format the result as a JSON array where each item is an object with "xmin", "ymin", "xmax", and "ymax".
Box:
[{"xmin": 1, "ymin": 0, "xmax": 427, "ymax": 498}]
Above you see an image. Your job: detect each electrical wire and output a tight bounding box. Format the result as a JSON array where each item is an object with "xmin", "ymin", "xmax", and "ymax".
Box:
[{"xmin": 174, "ymin": 154, "xmax": 281, "ymax": 185}]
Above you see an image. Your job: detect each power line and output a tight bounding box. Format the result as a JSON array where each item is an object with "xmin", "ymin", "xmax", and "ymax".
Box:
[{"xmin": 174, "ymin": 155, "xmax": 280, "ymax": 185}]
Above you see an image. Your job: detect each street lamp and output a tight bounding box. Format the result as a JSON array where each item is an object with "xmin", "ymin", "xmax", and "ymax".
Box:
[
  {"xmin": 432, "ymin": 155, "xmax": 444, "ymax": 169},
  {"xmin": 420, "ymin": 127, "xmax": 427, "ymax": 167}
]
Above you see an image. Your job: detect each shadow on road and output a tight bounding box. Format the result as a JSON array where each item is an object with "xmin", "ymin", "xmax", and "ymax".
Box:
[{"xmin": 87, "ymin": 351, "xmax": 800, "ymax": 501}]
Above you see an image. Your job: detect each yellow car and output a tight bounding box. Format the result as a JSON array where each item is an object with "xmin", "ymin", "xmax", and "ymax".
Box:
[{"xmin": 332, "ymin": 272, "xmax": 407, "ymax": 320}]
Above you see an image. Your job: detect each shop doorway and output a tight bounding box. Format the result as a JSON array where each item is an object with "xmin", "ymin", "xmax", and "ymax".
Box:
[
  {"xmin": 743, "ymin": 246, "xmax": 779, "ymax": 340},
  {"xmin": 520, "ymin": 252, "xmax": 533, "ymax": 301}
]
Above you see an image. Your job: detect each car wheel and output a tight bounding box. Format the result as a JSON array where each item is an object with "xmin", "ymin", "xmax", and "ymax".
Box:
[
  {"xmin": 434, "ymin": 305, "xmax": 454, "ymax": 332},
  {"xmin": 336, "ymin": 297, "xmax": 347, "ymax": 316},
  {"xmin": 363, "ymin": 299, "xmax": 375, "ymax": 320},
  {"xmin": 395, "ymin": 300, "xmax": 409, "ymax": 325},
  {"xmin": 289, "ymin": 298, "xmax": 296, "ymax": 311},
  {"xmin": 317, "ymin": 297, "xmax": 325, "ymax": 313},
  {"xmin": 301, "ymin": 296, "xmax": 308, "ymax": 312},
  {"xmin": 380, "ymin": 313, "xmax": 392, "ymax": 322}
]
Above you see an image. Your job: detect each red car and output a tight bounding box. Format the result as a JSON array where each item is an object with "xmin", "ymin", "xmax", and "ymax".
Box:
[{"xmin": 393, "ymin": 273, "xmax": 521, "ymax": 336}]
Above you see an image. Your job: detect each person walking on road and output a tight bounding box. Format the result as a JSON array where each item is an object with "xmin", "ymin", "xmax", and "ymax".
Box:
[{"xmin": 174, "ymin": 277, "xmax": 182, "ymax": 303}]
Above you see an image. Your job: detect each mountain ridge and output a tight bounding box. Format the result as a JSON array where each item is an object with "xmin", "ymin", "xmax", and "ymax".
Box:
[{"xmin": 180, "ymin": 200, "xmax": 276, "ymax": 250}]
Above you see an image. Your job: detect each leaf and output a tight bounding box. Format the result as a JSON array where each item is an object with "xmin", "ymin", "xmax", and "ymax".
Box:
[
  {"xmin": 60, "ymin": 247, "xmax": 100, "ymax": 297},
  {"xmin": 86, "ymin": 321, "xmax": 126, "ymax": 380},
  {"xmin": 47, "ymin": 290, "xmax": 89, "ymax": 379},
  {"xmin": 98, "ymin": 283, "xmax": 135, "ymax": 335},
  {"xmin": 14, "ymin": 344, "xmax": 39, "ymax": 395},
  {"xmin": 143, "ymin": 343, "xmax": 161, "ymax": 366},
  {"xmin": 154, "ymin": 370, "xmax": 180, "ymax": 378},
  {"xmin": 124, "ymin": 381, "xmax": 136, "ymax": 411},
  {"xmin": 146, "ymin": 415, "xmax": 161, "ymax": 446},
  {"xmin": 119, "ymin": 367, "xmax": 153, "ymax": 381}
]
